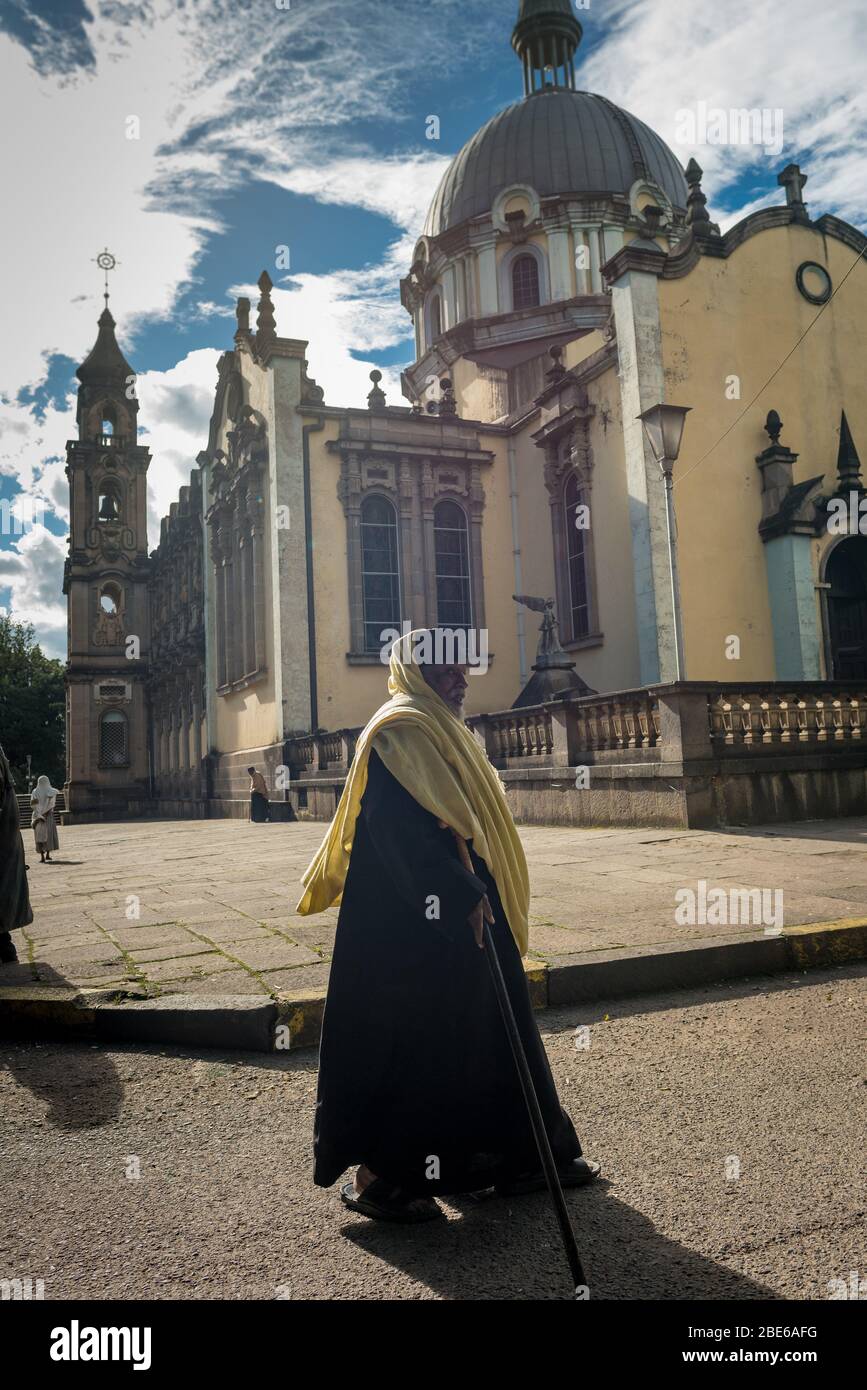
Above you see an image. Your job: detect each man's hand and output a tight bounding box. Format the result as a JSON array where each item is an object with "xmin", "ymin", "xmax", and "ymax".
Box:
[{"xmin": 467, "ymin": 893, "xmax": 495, "ymax": 949}]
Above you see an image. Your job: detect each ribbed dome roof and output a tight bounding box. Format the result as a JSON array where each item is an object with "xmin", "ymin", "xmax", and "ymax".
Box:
[{"xmin": 423, "ymin": 88, "xmax": 687, "ymax": 237}]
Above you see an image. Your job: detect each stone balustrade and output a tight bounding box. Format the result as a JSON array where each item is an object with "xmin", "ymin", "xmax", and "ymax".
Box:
[
  {"xmin": 706, "ymin": 684, "xmax": 867, "ymax": 752},
  {"xmin": 276, "ymin": 681, "xmax": 867, "ymax": 828},
  {"xmin": 468, "ymin": 689, "xmax": 661, "ymax": 765},
  {"xmin": 284, "ymin": 728, "xmax": 359, "ymax": 776}
]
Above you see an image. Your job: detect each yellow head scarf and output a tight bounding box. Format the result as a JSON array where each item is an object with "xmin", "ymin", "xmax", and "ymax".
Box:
[{"xmin": 296, "ymin": 630, "xmax": 530, "ymax": 954}]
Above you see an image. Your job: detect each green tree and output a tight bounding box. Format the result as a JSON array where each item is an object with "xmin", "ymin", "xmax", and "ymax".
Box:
[{"xmin": 0, "ymin": 615, "xmax": 65, "ymax": 791}]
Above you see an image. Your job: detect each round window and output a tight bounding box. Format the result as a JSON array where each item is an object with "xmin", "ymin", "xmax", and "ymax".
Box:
[{"xmin": 796, "ymin": 261, "xmax": 832, "ymax": 305}]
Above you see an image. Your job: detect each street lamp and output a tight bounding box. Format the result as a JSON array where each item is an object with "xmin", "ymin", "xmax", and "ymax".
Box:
[{"xmin": 637, "ymin": 403, "xmax": 691, "ymax": 683}]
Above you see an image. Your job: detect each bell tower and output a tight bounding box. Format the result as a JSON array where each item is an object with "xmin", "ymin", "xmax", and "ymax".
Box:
[{"xmin": 63, "ymin": 267, "xmax": 153, "ymax": 819}]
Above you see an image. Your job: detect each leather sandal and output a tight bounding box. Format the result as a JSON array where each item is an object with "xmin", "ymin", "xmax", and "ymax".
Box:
[{"xmin": 340, "ymin": 1177, "xmax": 445, "ymax": 1223}]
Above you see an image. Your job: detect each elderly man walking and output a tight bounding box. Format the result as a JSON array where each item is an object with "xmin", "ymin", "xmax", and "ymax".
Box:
[
  {"xmin": 247, "ymin": 766, "xmax": 271, "ymax": 823},
  {"xmin": 297, "ymin": 629, "xmax": 599, "ymax": 1222}
]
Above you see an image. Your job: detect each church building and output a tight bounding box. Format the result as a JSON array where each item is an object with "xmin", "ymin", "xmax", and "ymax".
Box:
[{"xmin": 64, "ymin": 0, "xmax": 867, "ymax": 821}]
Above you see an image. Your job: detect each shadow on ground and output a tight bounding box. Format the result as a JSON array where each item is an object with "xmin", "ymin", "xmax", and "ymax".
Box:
[
  {"xmin": 1, "ymin": 1039, "xmax": 123, "ymax": 1129},
  {"xmin": 339, "ymin": 1184, "xmax": 780, "ymax": 1301}
]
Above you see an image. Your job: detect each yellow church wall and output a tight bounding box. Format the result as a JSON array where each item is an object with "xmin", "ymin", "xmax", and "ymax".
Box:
[
  {"xmin": 563, "ymin": 330, "xmax": 606, "ymax": 372},
  {"xmin": 494, "ymin": 230, "xmax": 548, "ymax": 268},
  {"xmin": 306, "ymin": 418, "xmax": 386, "ymax": 731},
  {"xmin": 582, "ymin": 376, "xmax": 643, "ymax": 691},
  {"xmin": 468, "ymin": 433, "xmax": 521, "ymax": 714},
  {"xmin": 304, "ymin": 419, "xmax": 525, "ymax": 728},
  {"xmin": 450, "ymin": 356, "xmax": 508, "ymax": 422},
  {"xmin": 659, "ymin": 224, "xmax": 867, "ymax": 681},
  {"xmin": 509, "ymin": 366, "xmax": 642, "ymax": 695}
]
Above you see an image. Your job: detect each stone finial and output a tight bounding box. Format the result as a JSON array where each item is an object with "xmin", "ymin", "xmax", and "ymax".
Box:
[
  {"xmin": 777, "ymin": 163, "xmax": 808, "ymax": 219},
  {"xmin": 765, "ymin": 410, "xmax": 783, "ymax": 445},
  {"xmin": 439, "ymin": 377, "xmax": 457, "ymax": 418},
  {"xmin": 546, "ymin": 344, "xmax": 567, "ymax": 384},
  {"xmin": 684, "ymin": 158, "xmax": 720, "ymax": 238},
  {"xmin": 756, "ymin": 410, "xmax": 800, "ymax": 526},
  {"xmin": 836, "ymin": 411, "xmax": 864, "ymax": 492},
  {"xmin": 256, "ymin": 271, "xmax": 276, "ymax": 341},
  {"xmin": 367, "ymin": 369, "xmax": 387, "ymax": 411},
  {"xmin": 235, "ymin": 297, "xmax": 251, "ymax": 338}
]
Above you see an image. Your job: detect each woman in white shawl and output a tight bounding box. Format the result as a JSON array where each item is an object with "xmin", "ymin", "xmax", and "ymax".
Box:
[{"xmin": 30, "ymin": 774, "xmax": 60, "ymax": 862}]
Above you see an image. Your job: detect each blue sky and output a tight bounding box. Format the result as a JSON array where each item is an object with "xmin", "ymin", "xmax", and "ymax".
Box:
[{"xmin": 1, "ymin": 0, "xmax": 865, "ymax": 657}]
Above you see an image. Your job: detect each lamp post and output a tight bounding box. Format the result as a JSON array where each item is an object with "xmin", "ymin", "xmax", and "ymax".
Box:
[{"xmin": 637, "ymin": 403, "xmax": 691, "ymax": 683}]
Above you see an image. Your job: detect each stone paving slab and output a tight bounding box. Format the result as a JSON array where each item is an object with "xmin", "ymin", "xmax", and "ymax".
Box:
[{"xmin": 1, "ymin": 815, "xmax": 865, "ymax": 1000}]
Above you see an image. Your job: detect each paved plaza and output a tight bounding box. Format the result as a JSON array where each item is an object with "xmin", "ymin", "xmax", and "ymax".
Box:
[{"xmin": 2, "ymin": 815, "xmax": 866, "ymax": 1000}]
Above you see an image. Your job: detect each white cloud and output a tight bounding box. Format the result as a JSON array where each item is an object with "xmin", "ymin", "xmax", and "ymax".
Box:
[
  {"xmin": 0, "ymin": 393, "xmax": 76, "ymax": 512},
  {"xmin": 0, "ymin": 0, "xmax": 494, "ymax": 398},
  {"xmin": 133, "ymin": 348, "xmax": 221, "ymax": 538},
  {"xmin": 263, "ymin": 155, "xmax": 451, "ymax": 238},
  {"xmin": 0, "ymin": 525, "xmax": 68, "ymax": 658},
  {"xmin": 580, "ymin": 0, "xmax": 867, "ymax": 228}
]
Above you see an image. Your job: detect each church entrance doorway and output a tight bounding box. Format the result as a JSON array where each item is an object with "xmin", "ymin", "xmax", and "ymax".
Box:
[{"xmin": 826, "ymin": 536, "xmax": 867, "ymax": 678}]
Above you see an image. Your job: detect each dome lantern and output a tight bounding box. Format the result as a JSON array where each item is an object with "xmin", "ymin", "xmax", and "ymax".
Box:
[{"xmin": 511, "ymin": 0, "xmax": 583, "ymax": 95}]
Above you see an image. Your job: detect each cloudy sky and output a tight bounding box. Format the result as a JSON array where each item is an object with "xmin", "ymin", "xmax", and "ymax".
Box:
[{"xmin": 1, "ymin": 0, "xmax": 865, "ymax": 658}]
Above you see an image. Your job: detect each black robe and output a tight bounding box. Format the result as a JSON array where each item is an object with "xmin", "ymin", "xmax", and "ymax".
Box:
[
  {"xmin": 313, "ymin": 748, "xmax": 582, "ymax": 1195},
  {"xmin": 0, "ymin": 746, "xmax": 33, "ymax": 934}
]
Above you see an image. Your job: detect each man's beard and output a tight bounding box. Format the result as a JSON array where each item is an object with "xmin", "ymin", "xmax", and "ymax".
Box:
[{"xmin": 446, "ymin": 696, "xmax": 465, "ymax": 719}]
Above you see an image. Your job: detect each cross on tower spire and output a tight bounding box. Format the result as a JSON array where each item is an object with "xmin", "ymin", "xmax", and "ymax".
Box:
[{"xmin": 93, "ymin": 248, "xmax": 119, "ymax": 308}]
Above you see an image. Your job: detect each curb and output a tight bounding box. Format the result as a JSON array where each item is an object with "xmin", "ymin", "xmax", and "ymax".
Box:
[{"xmin": 1, "ymin": 917, "xmax": 865, "ymax": 1054}]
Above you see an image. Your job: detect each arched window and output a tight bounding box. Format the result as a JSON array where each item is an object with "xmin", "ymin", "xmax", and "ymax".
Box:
[
  {"xmin": 424, "ymin": 291, "xmax": 443, "ymax": 349},
  {"xmin": 99, "ymin": 709, "xmax": 128, "ymax": 768},
  {"xmin": 99, "ymin": 403, "xmax": 118, "ymax": 442},
  {"xmin": 564, "ymin": 473, "xmax": 590, "ymax": 640},
  {"xmin": 431, "ymin": 294, "xmax": 442, "ymax": 340},
  {"xmin": 512, "ymin": 254, "xmax": 540, "ymax": 310},
  {"xmin": 361, "ymin": 496, "xmax": 401, "ymax": 652},
  {"xmin": 434, "ymin": 500, "xmax": 472, "ymax": 629}
]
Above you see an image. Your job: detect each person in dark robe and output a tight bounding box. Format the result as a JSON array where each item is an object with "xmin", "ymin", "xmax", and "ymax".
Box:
[
  {"xmin": 0, "ymin": 744, "xmax": 33, "ymax": 963},
  {"xmin": 248, "ymin": 766, "xmax": 271, "ymax": 823},
  {"xmin": 297, "ymin": 629, "xmax": 599, "ymax": 1222}
]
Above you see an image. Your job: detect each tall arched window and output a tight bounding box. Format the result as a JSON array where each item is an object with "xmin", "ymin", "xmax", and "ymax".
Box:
[
  {"xmin": 564, "ymin": 473, "xmax": 590, "ymax": 640},
  {"xmin": 512, "ymin": 254, "xmax": 540, "ymax": 310},
  {"xmin": 99, "ymin": 709, "xmax": 128, "ymax": 767},
  {"xmin": 430, "ymin": 294, "xmax": 442, "ymax": 340},
  {"xmin": 424, "ymin": 291, "xmax": 443, "ymax": 350},
  {"xmin": 361, "ymin": 496, "xmax": 401, "ymax": 652},
  {"xmin": 434, "ymin": 500, "xmax": 472, "ymax": 629},
  {"xmin": 99, "ymin": 403, "xmax": 117, "ymax": 440}
]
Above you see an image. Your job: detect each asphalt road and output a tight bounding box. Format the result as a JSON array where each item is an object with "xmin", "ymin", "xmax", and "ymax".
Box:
[{"xmin": 2, "ymin": 965, "xmax": 865, "ymax": 1302}]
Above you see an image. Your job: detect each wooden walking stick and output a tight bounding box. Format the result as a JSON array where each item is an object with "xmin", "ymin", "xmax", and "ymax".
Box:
[{"xmin": 443, "ymin": 824, "xmax": 587, "ymax": 1295}]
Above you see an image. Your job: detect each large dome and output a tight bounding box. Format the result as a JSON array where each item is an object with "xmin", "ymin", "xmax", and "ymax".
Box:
[{"xmin": 423, "ymin": 88, "xmax": 688, "ymax": 238}]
